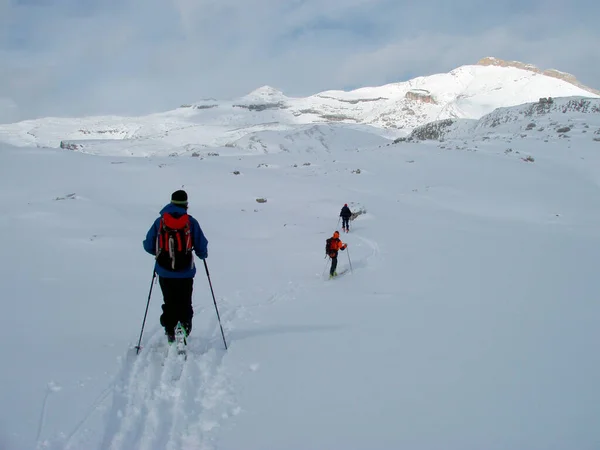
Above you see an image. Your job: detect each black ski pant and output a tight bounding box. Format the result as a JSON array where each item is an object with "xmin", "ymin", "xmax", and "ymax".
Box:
[
  {"xmin": 159, "ymin": 276, "xmax": 194, "ymax": 336},
  {"xmin": 341, "ymin": 217, "xmax": 350, "ymax": 230},
  {"xmin": 330, "ymin": 255, "xmax": 338, "ymax": 276}
]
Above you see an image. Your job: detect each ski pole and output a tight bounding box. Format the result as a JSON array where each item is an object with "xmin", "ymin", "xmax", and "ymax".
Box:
[
  {"xmin": 203, "ymin": 260, "xmax": 228, "ymax": 350},
  {"xmin": 322, "ymin": 256, "xmax": 329, "ymax": 277},
  {"xmin": 347, "ymin": 247, "xmax": 354, "ymax": 273},
  {"xmin": 135, "ymin": 270, "xmax": 156, "ymax": 354},
  {"xmin": 337, "ymin": 217, "xmax": 341, "ymax": 229}
]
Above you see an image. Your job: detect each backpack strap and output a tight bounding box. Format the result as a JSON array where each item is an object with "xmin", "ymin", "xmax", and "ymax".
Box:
[{"xmin": 185, "ymin": 226, "xmax": 192, "ymax": 251}]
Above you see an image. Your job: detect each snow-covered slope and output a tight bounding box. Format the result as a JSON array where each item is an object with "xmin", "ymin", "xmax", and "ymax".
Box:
[
  {"xmin": 50, "ymin": 124, "xmax": 390, "ymax": 157},
  {"xmin": 0, "ymin": 60, "xmax": 598, "ymax": 155},
  {"xmin": 2, "ymin": 99, "xmax": 600, "ymax": 449},
  {"xmin": 405, "ymin": 96, "xmax": 600, "ymax": 143}
]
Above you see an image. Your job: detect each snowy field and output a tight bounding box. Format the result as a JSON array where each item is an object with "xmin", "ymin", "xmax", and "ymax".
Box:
[{"xmin": 1, "ymin": 108, "xmax": 600, "ymax": 449}]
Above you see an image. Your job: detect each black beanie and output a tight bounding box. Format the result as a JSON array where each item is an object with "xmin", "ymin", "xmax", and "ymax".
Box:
[{"xmin": 171, "ymin": 190, "xmax": 188, "ymax": 206}]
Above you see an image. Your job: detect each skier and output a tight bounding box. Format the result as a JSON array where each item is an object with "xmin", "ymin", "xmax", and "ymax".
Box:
[
  {"xmin": 326, "ymin": 231, "xmax": 347, "ymax": 278},
  {"xmin": 340, "ymin": 203, "xmax": 352, "ymax": 232},
  {"xmin": 143, "ymin": 190, "xmax": 208, "ymax": 344}
]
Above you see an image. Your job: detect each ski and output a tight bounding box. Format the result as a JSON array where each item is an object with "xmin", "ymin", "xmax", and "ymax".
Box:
[
  {"xmin": 329, "ymin": 268, "xmax": 349, "ymax": 279},
  {"xmin": 174, "ymin": 322, "xmax": 188, "ymax": 360}
]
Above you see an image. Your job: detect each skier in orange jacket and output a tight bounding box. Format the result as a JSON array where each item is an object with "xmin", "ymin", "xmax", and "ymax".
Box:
[{"xmin": 325, "ymin": 231, "xmax": 347, "ymax": 278}]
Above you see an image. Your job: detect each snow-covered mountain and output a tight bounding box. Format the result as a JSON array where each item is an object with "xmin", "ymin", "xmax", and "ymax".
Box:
[
  {"xmin": 0, "ymin": 58, "xmax": 597, "ymax": 156},
  {"xmin": 476, "ymin": 56, "xmax": 600, "ymax": 95},
  {"xmin": 404, "ymin": 96, "xmax": 600, "ymax": 143}
]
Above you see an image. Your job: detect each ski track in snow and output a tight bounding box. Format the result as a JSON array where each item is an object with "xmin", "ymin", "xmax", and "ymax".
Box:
[
  {"xmin": 62, "ymin": 221, "xmax": 379, "ymax": 450},
  {"xmin": 93, "ymin": 316, "xmax": 231, "ymax": 450},
  {"xmin": 351, "ymin": 232, "xmax": 380, "ymax": 268}
]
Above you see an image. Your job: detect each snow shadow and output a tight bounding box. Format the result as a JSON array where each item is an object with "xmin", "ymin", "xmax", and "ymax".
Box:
[{"xmin": 227, "ymin": 324, "xmax": 344, "ymax": 342}]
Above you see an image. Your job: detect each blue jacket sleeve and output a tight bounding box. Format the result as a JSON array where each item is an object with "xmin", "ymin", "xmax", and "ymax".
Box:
[
  {"xmin": 192, "ymin": 218, "xmax": 208, "ymax": 259},
  {"xmin": 143, "ymin": 218, "xmax": 159, "ymax": 255}
]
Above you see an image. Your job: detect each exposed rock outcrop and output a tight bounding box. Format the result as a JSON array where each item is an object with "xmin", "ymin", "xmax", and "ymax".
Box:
[
  {"xmin": 405, "ymin": 89, "xmax": 437, "ymax": 104},
  {"xmin": 409, "ymin": 118, "xmax": 457, "ymax": 140},
  {"xmin": 477, "ymin": 57, "xmax": 600, "ymax": 96}
]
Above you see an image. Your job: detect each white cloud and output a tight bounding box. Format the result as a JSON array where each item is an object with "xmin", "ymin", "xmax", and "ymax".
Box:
[
  {"xmin": 1, "ymin": 0, "xmax": 598, "ymax": 121},
  {"xmin": 336, "ymin": 27, "xmax": 600, "ymax": 89},
  {"xmin": 0, "ymin": 97, "xmax": 18, "ymax": 124}
]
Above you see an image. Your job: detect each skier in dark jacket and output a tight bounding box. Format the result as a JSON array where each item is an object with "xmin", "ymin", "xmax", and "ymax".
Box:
[
  {"xmin": 340, "ymin": 204, "xmax": 352, "ymax": 233},
  {"xmin": 143, "ymin": 190, "xmax": 208, "ymax": 343},
  {"xmin": 326, "ymin": 231, "xmax": 347, "ymax": 278}
]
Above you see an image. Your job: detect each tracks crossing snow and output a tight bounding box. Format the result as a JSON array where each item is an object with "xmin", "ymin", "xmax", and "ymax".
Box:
[
  {"xmin": 98, "ymin": 321, "xmax": 231, "ymax": 450},
  {"xmin": 63, "ymin": 226, "xmax": 380, "ymax": 450}
]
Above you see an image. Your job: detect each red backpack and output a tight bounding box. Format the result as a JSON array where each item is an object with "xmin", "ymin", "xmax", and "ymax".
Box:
[
  {"xmin": 326, "ymin": 237, "xmax": 338, "ymax": 256},
  {"xmin": 156, "ymin": 213, "xmax": 193, "ymax": 271}
]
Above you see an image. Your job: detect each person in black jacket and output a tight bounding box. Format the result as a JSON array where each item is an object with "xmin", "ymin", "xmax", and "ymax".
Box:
[{"xmin": 340, "ymin": 204, "xmax": 352, "ymax": 233}]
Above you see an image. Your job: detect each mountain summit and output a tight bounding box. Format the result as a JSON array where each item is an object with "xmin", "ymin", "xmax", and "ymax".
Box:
[
  {"xmin": 476, "ymin": 57, "xmax": 599, "ymax": 96},
  {"xmin": 240, "ymin": 86, "xmax": 287, "ymax": 102}
]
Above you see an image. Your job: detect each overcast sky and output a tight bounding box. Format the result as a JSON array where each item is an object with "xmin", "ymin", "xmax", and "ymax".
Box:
[{"xmin": 1, "ymin": 0, "xmax": 599, "ymax": 122}]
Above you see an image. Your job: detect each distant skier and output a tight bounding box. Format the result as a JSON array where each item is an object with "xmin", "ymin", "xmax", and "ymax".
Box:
[
  {"xmin": 143, "ymin": 190, "xmax": 208, "ymax": 344},
  {"xmin": 340, "ymin": 203, "xmax": 352, "ymax": 232},
  {"xmin": 326, "ymin": 231, "xmax": 347, "ymax": 278}
]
